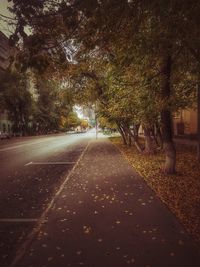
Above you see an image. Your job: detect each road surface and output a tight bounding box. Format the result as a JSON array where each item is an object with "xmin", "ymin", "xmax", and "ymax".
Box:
[{"xmin": 0, "ymin": 131, "xmax": 94, "ymax": 266}]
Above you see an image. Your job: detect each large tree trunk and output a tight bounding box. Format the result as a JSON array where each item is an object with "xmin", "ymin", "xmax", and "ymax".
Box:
[
  {"xmin": 161, "ymin": 110, "xmax": 176, "ymax": 174},
  {"xmin": 160, "ymin": 54, "xmax": 176, "ymax": 174},
  {"xmin": 197, "ymin": 72, "xmax": 200, "ymax": 161}
]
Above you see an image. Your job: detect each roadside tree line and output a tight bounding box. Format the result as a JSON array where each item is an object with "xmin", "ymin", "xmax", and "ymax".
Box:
[
  {"xmin": 0, "ymin": 68, "xmax": 82, "ymax": 135},
  {"xmin": 5, "ymin": 0, "xmax": 200, "ymax": 173}
]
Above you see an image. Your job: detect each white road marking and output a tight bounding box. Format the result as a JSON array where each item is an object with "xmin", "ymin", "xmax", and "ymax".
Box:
[
  {"xmin": 10, "ymin": 141, "xmax": 91, "ymax": 267},
  {"xmin": 0, "ymin": 136, "xmax": 67, "ymax": 152},
  {"xmin": 0, "ymin": 218, "xmax": 46, "ymax": 223},
  {"xmin": 24, "ymin": 161, "xmax": 33, "ymax": 166},
  {"xmin": 0, "ymin": 141, "xmax": 47, "ymax": 152},
  {"xmin": 25, "ymin": 161, "xmax": 76, "ymax": 166},
  {"xmin": 0, "ymin": 144, "xmax": 28, "ymax": 152}
]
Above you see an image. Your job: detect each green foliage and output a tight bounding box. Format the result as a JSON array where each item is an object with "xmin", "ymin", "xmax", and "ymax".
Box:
[
  {"xmin": 62, "ymin": 111, "xmax": 81, "ymax": 130},
  {"xmin": 0, "ymin": 67, "xmax": 76, "ymax": 135},
  {"xmin": 0, "ymin": 70, "xmax": 33, "ymax": 134},
  {"xmin": 32, "ymin": 77, "xmax": 74, "ymax": 133},
  {"xmin": 98, "ymin": 116, "xmax": 117, "ymax": 131},
  {"xmin": 7, "ymin": 0, "xmax": 200, "ymax": 140}
]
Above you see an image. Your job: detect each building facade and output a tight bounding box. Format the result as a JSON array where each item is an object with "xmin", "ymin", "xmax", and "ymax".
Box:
[{"xmin": 173, "ymin": 108, "xmax": 198, "ymax": 138}]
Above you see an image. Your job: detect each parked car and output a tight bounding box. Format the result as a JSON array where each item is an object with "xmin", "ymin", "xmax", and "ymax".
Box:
[{"xmin": 0, "ymin": 131, "xmax": 11, "ymax": 140}]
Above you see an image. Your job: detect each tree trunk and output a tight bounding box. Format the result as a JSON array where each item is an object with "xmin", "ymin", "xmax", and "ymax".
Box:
[
  {"xmin": 149, "ymin": 126, "xmax": 159, "ymax": 147},
  {"xmin": 124, "ymin": 123, "xmax": 132, "ymax": 147},
  {"xmin": 160, "ymin": 54, "xmax": 176, "ymax": 174},
  {"xmin": 128, "ymin": 126, "xmax": 143, "ymax": 153},
  {"xmin": 123, "ymin": 124, "xmax": 130, "ymax": 146},
  {"xmin": 133, "ymin": 124, "xmax": 140, "ymax": 140},
  {"xmin": 117, "ymin": 123, "xmax": 127, "ymax": 145},
  {"xmin": 143, "ymin": 127, "xmax": 155, "ymax": 154},
  {"xmin": 197, "ymin": 72, "xmax": 200, "ymax": 161},
  {"xmin": 155, "ymin": 122, "xmax": 163, "ymax": 148},
  {"xmin": 128, "ymin": 133, "xmax": 132, "ymax": 146}
]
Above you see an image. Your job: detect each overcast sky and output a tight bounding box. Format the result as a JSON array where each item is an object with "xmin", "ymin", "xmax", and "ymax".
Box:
[{"xmin": 0, "ymin": 0, "xmax": 14, "ymax": 37}]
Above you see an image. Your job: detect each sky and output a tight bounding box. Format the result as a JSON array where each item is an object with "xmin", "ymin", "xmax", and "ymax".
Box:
[{"xmin": 0, "ymin": 0, "xmax": 14, "ymax": 37}]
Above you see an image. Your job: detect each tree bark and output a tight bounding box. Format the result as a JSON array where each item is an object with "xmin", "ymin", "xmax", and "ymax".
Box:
[
  {"xmin": 133, "ymin": 124, "xmax": 140, "ymax": 140},
  {"xmin": 124, "ymin": 123, "xmax": 132, "ymax": 147},
  {"xmin": 128, "ymin": 126, "xmax": 143, "ymax": 153},
  {"xmin": 117, "ymin": 123, "xmax": 127, "ymax": 145},
  {"xmin": 155, "ymin": 122, "xmax": 163, "ymax": 148},
  {"xmin": 128, "ymin": 133, "xmax": 132, "ymax": 146},
  {"xmin": 197, "ymin": 73, "xmax": 200, "ymax": 161},
  {"xmin": 160, "ymin": 54, "xmax": 176, "ymax": 174},
  {"xmin": 143, "ymin": 127, "xmax": 155, "ymax": 154},
  {"xmin": 149, "ymin": 126, "xmax": 159, "ymax": 147}
]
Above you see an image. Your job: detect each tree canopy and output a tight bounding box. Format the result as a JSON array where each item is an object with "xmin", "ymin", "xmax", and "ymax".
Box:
[{"xmin": 4, "ymin": 0, "xmax": 200, "ymax": 172}]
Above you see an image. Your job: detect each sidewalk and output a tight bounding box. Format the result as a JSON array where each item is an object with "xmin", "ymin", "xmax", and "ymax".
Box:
[{"xmin": 11, "ymin": 138, "xmax": 200, "ymax": 267}]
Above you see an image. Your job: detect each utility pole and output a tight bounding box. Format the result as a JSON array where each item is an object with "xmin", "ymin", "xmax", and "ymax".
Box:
[
  {"xmin": 95, "ymin": 102, "xmax": 98, "ymax": 139},
  {"xmin": 95, "ymin": 116, "xmax": 98, "ymax": 139}
]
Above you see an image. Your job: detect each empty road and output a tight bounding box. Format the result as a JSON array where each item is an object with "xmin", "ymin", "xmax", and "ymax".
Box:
[{"xmin": 0, "ymin": 131, "xmax": 95, "ymax": 266}]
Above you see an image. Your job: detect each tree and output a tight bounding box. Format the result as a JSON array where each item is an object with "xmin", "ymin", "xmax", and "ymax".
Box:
[
  {"xmin": 8, "ymin": 0, "xmax": 199, "ymax": 173},
  {"xmin": 32, "ymin": 76, "xmax": 74, "ymax": 133},
  {"xmin": 62, "ymin": 111, "xmax": 80, "ymax": 130},
  {"xmin": 176, "ymin": 1, "xmax": 200, "ymax": 161},
  {"xmin": 0, "ymin": 70, "xmax": 33, "ymax": 135}
]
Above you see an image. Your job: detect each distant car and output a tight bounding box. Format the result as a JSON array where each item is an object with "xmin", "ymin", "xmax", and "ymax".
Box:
[{"xmin": 0, "ymin": 131, "xmax": 11, "ymax": 140}]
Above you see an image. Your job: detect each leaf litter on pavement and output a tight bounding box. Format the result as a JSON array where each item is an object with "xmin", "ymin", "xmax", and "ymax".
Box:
[{"xmin": 110, "ymin": 137, "xmax": 200, "ymax": 244}]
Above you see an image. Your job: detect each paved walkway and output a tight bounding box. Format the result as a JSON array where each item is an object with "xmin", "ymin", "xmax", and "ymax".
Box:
[{"xmin": 11, "ymin": 138, "xmax": 200, "ymax": 267}]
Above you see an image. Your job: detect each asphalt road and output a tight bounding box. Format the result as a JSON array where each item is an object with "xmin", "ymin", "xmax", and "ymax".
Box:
[{"xmin": 0, "ymin": 131, "xmax": 94, "ymax": 267}]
